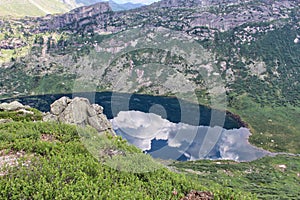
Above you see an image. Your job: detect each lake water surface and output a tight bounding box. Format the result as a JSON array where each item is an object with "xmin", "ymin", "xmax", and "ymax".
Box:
[{"xmin": 1, "ymin": 92, "xmax": 270, "ymax": 161}]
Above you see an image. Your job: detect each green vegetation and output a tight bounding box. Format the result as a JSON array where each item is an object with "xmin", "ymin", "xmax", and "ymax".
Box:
[
  {"xmin": 0, "ymin": 0, "xmax": 71, "ymax": 17},
  {"xmin": 0, "ymin": 2, "xmax": 299, "ymax": 199},
  {"xmin": 0, "ymin": 108, "xmax": 42, "ymax": 122},
  {"xmin": 0, "ymin": 110, "xmax": 255, "ymax": 199},
  {"xmin": 213, "ymin": 23, "xmax": 300, "ymax": 107},
  {"xmin": 0, "ymin": 21, "xmax": 33, "ymax": 63},
  {"xmin": 206, "ymin": 22, "xmax": 300, "ymax": 153},
  {"xmin": 229, "ymin": 96, "xmax": 300, "ymax": 153},
  {"xmin": 0, "ymin": 63, "xmax": 76, "ymax": 98},
  {"xmin": 172, "ymin": 155, "xmax": 300, "ymax": 200},
  {"xmin": 33, "ymin": 73, "xmax": 76, "ymax": 94}
]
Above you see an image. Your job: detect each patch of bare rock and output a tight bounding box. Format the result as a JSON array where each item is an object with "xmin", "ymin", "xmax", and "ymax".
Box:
[
  {"xmin": 180, "ymin": 190, "xmax": 214, "ymax": 200},
  {"xmin": 0, "ymin": 101, "xmax": 33, "ymax": 114},
  {"xmin": 40, "ymin": 134, "xmax": 58, "ymax": 142},
  {"xmin": 0, "ymin": 150, "xmax": 31, "ymax": 176}
]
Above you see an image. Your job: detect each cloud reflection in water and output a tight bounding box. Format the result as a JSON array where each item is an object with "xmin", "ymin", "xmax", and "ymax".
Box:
[{"xmin": 111, "ymin": 111, "xmax": 270, "ymax": 162}]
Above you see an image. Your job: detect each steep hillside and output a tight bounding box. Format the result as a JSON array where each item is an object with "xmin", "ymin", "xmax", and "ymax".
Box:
[
  {"xmin": 0, "ymin": 0, "xmax": 71, "ymax": 17},
  {"xmin": 62, "ymin": 0, "xmax": 146, "ymax": 11}
]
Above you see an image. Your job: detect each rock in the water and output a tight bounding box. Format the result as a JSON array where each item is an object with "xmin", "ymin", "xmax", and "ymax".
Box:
[
  {"xmin": 44, "ymin": 97, "xmax": 115, "ymax": 136},
  {"xmin": 0, "ymin": 101, "xmax": 25, "ymax": 111}
]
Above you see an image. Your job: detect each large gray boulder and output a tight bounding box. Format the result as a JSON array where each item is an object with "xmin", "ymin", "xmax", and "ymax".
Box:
[
  {"xmin": 43, "ymin": 97, "xmax": 115, "ymax": 136},
  {"xmin": 50, "ymin": 96, "xmax": 71, "ymax": 116},
  {"xmin": 0, "ymin": 101, "xmax": 26, "ymax": 111},
  {"xmin": 0, "ymin": 101, "xmax": 34, "ymax": 115}
]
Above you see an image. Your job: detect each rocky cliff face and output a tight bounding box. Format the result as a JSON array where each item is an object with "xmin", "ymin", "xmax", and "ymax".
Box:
[
  {"xmin": 39, "ymin": 2, "xmax": 112, "ymax": 31},
  {"xmin": 33, "ymin": 0, "xmax": 299, "ymax": 34}
]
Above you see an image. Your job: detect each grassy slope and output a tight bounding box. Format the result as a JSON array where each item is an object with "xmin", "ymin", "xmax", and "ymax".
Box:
[
  {"xmin": 0, "ymin": 110, "xmax": 255, "ymax": 199},
  {"xmin": 229, "ymin": 96, "xmax": 300, "ymax": 153},
  {"xmin": 173, "ymin": 155, "xmax": 300, "ymax": 199},
  {"xmin": 0, "ymin": 0, "xmax": 71, "ymax": 17}
]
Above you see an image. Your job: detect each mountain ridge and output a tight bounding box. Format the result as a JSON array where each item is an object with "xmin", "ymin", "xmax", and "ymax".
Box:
[
  {"xmin": 32, "ymin": 0, "xmax": 299, "ymax": 33},
  {"xmin": 0, "ymin": 0, "xmax": 146, "ymax": 17}
]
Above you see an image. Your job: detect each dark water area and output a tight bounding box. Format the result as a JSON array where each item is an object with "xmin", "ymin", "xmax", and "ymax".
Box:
[
  {"xmin": 0, "ymin": 92, "xmax": 242, "ymax": 130},
  {"xmin": 1, "ymin": 92, "xmax": 270, "ymax": 161}
]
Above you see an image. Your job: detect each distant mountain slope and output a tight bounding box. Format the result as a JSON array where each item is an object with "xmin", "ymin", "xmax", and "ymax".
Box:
[
  {"xmin": 69, "ymin": 0, "xmax": 145, "ymax": 11},
  {"xmin": 0, "ymin": 0, "xmax": 71, "ymax": 17},
  {"xmin": 108, "ymin": 0, "xmax": 145, "ymax": 11},
  {"xmin": 0, "ymin": 0, "xmax": 145, "ymax": 17}
]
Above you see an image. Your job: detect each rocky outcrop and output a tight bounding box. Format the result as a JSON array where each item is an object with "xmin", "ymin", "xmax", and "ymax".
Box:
[
  {"xmin": 33, "ymin": 0, "xmax": 300, "ymax": 34},
  {"xmin": 0, "ymin": 101, "xmax": 36, "ymax": 124},
  {"xmin": 39, "ymin": 2, "xmax": 112, "ymax": 31},
  {"xmin": 180, "ymin": 190, "xmax": 214, "ymax": 200},
  {"xmin": 0, "ymin": 97, "xmax": 115, "ymax": 135},
  {"xmin": 0, "ymin": 101, "xmax": 27, "ymax": 111},
  {"xmin": 0, "ymin": 101, "xmax": 34, "ymax": 115},
  {"xmin": 43, "ymin": 96, "xmax": 115, "ymax": 136}
]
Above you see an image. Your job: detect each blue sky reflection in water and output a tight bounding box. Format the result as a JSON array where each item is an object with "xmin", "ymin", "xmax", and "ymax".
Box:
[{"xmin": 111, "ymin": 111, "xmax": 270, "ymax": 162}]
